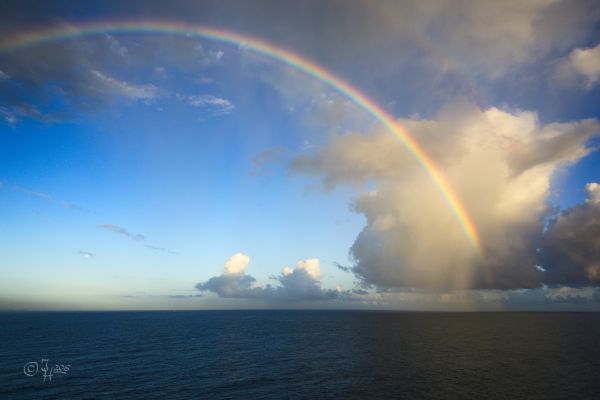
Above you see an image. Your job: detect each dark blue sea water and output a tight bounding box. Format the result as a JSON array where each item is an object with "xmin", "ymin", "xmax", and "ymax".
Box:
[{"xmin": 1, "ymin": 311, "xmax": 599, "ymax": 399}]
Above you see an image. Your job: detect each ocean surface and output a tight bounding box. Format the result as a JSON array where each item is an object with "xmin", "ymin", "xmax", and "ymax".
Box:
[{"xmin": 1, "ymin": 311, "xmax": 599, "ymax": 399}]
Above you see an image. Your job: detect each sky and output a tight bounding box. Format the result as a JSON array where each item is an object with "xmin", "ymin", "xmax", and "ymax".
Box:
[{"xmin": 1, "ymin": 0, "xmax": 600, "ymax": 311}]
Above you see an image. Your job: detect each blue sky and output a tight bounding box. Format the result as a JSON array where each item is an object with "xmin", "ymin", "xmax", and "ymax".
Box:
[{"xmin": 1, "ymin": 0, "xmax": 600, "ymax": 310}]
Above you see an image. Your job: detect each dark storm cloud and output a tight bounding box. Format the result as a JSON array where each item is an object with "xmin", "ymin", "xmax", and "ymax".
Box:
[{"xmin": 540, "ymin": 185, "xmax": 600, "ymax": 286}]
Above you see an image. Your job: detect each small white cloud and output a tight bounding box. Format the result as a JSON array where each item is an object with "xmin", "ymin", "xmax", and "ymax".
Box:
[
  {"xmin": 586, "ymin": 182, "xmax": 600, "ymax": 204},
  {"xmin": 0, "ymin": 69, "xmax": 9, "ymax": 80},
  {"xmin": 78, "ymin": 251, "xmax": 94, "ymax": 259},
  {"xmin": 224, "ymin": 253, "xmax": 250, "ymax": 276},
  {"xmin": 567, "ymin": 43, "xmax": 600, "ymax": 88}
]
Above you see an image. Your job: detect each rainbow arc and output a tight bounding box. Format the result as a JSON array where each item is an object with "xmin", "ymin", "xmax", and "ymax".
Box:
[{"xmin": 0, "ymin": 20, "xmax": 483, "ymax": 255}]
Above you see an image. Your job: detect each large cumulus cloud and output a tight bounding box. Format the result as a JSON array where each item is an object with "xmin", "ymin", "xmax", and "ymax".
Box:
[{"xmin": 292, "ymin": 103, "xmax": 600, "ymax": 290}]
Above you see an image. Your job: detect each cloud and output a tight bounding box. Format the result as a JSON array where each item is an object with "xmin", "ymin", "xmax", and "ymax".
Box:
[
  {"xmin": 502, "ymin": 286, "xmax": 600, "ymax": 308},
  {"xmin": 78, "ymin": 251, "xmax": 94, "ymax": 259},
  {"xmin": 544, "ymin": 286, "xmax": 599, "ymax": 302},
  {"xmin": 15, "ymin": 186, "xmax": 53, "ymax": 202},
  {"xmin": 196, "ymin": 253, "xmax": 345, "ymax": 301},
  {"xmin": 1, "ymin": 1, "xmax": 598, "ymax": 127},
  {"xmin": 334, "ymin": 262, "xmax": 353, "ymax": 273},
  {"xmin": 90, "ymin": 70, "xmax": 160, "ymax": 100},
  {"xmin": 99, "ymin": 224, "xmax": 179, "ymax": 254},
  {"xmin": 186, "ymin": 94, "xmax": 235, "ymax": 115},
  {"xmin": 540, "ymin": 183, "xmax": 600, "ymax": 286},
  {"xmin": 2, "ymin": 2, "xmax": 600, "ymax": 108},
  {"xmin": 587, "ymin": 182, "xmax": 600, "ymax": 203},
  {"xmin": 249, "ymin": 146, "xmax": 285, "ymax": 175},
  {"xmin": 1, "ymin": 109, "xmax": 16, "ymax": 127},
  {"xmin": 12, "ymin": 185, "xmax": 83, "ymax": 210},
  {"xmin": 276, "ymin": 259, "xmax": 335, "ymax": 299},
  {"xmin": 556, "ymin": 42, "xmax": 600, "ymax": 89},
  {"xmin": 291, "ymin": 102, "xmax": 600, "ymax": 290},
  {"xmin": 168, "ymin": 294, "xmax": 203, "ymax": 299},
  {"xmin": 224, "ymin": 252, "xmax": 250, "ymax": 275},
  {"xmin": 567, "ymin": 43, "xmax": 600, "ymax": 88},
  {"xmin": 99, "ymin": 224, "xmax": 146, "ymax": 241},
  {"xmin": 0, "ymin": 29, "xmax": 223, "ymax": 123}
]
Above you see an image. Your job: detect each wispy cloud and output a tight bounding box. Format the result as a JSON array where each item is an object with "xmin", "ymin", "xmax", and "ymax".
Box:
[
  {"xmin": 249, "ymin": 146, "xmax": 285, "ymax": 176},
  {"xmin": 13, "ymin": 185, "xmax": 83, "ymax": 210},
  {"xmin": 168, "ymin": 294, "xmax": 203, "ymax": 299},
  {"xmin": 185, "ymin": 94, "xmax": 235, "ymax": 115},
  {"xmin": 15, "ymin": 186, "xmax": 53, "ymax": 202},
  {"xmin": 78, "ymin": 251, "xmax": 94, "ymax": 259},
  {"xmin": 146, "ymin": 245, "xmax": 178, "ymax": 255},
  {"xmin": 99, "ymin": 224, "xmax": 178, "ymax": 254},
  {"xmin": 99, "ymin": 224, "xmax": 146, "ymax": 241},
  {"xmin": 90, "ymin": 70, "xmax": 160, "ymax": 101}
]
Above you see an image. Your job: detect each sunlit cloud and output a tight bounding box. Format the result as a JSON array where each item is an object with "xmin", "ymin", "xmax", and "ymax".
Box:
[
  {"xmin": 196, "ymin": 253, "xmax": 347, "ymax": 302},
  {"xmin": 568, "ymin": 43, "xmax": 600, "ymax": 88},
  {"xmin": 292, "ymin": 103, "xmax": 600, "ymax": 290}
]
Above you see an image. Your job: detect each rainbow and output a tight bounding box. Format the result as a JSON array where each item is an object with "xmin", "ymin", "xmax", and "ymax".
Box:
[{"xmin": 0, "ymin": 20, "xmax": 482, "ymax": 255}]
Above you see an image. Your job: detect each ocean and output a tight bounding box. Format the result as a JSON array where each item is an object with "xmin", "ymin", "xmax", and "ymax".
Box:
[{"xmin": 1, "ymin": 311, "xmax": 599, "ymax": 399}]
